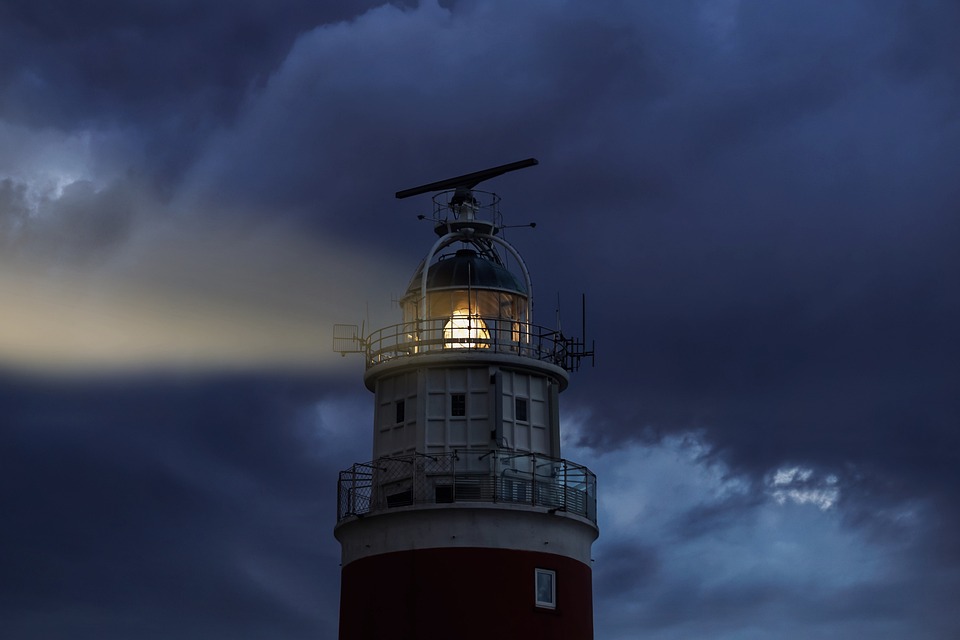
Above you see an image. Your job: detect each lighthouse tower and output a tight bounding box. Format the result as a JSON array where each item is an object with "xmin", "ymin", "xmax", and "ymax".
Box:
[{"xmin": 334, "ymin": 159, "xmax": 598, "ymax": 640}]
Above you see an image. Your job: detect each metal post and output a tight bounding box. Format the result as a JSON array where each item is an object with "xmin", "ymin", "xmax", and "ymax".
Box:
[
  {"xmin": 492, "ymin": 449, "xmax": 498, "ymax": 503},
  {"xmin": 531, "ymin": 453, "xmax": 537, "ymax": 507},
  {"xmin": 562, "ymin": 461, "xmax": 568, "ymax": 513}
]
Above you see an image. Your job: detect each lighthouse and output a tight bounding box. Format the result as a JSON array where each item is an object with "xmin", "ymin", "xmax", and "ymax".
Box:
[{"xmin": 334, "ymin": 159, "xmax": 598, "ymax": 640}]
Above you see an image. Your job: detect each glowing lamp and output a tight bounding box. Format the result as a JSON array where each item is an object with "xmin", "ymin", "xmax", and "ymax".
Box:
[{"xmin": 443, "ymin": 309, "xmax": 490, "ymax": 348}]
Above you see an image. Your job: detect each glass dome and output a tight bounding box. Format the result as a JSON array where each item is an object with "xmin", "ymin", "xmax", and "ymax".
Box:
[{"xmin": 400, "ymin": 249, "xmax": 530, "ymax": 349}]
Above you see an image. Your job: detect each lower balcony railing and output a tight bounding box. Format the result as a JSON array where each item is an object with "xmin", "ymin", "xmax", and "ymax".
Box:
[{"xmin": 337, "ymin": 449, "xmax": 597, "ymax": 525}]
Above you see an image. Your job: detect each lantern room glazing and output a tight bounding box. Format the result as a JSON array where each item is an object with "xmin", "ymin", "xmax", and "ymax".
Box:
[{"xmin": 401, "ymin": 247, "xmax": 530, "ymax": 349}]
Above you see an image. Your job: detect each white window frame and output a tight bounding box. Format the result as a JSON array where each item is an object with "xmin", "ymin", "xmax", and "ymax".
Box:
[{"xmin": 535, "ymin": 568, "xmax": 556, "ymax": 609}]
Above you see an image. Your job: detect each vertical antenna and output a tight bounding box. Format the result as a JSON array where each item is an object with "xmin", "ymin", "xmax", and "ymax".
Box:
[
  {"xmin": 555, "ymin": 292, "xmax": 562, "ymax": 334},
  {"xmin": 582, "ymin": 293, "xmax": 587, "ymax": 346}
]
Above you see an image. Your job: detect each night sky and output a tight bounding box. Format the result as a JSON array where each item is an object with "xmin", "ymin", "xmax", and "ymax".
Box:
[{"xmin": 2, "ymin": 1, "xmax": 959, "ymax": 638}]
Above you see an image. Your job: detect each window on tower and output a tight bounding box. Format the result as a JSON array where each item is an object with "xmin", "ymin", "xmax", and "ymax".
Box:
[
  {"xmin": 515, "ymin": 397, "xmax": 528, "ymax": 422},
  {"xmin": 451, "ymin": 393, "xmax": 466, "ymax": 417},
  {"xmin": 395, "ymin": 400, "xmax": 405, "ymax": 424},
  {"xmin": 535, "ymin": 568, "xmax": 556, "ymax": 609}
]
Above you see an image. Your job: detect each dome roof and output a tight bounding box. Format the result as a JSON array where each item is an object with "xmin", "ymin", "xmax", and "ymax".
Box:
[{"xmin": 405, "ymin": 249, "xmax": 527, "ymax": 297}]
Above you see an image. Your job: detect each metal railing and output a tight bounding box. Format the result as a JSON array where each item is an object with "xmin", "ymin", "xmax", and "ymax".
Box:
[
  {"xmin": 364, "ymin": 318, "xmax": 577, "ymax": 370},
  {"xmin": 337, "ymin": 449, "xmax": 597, "ymax": 525}
]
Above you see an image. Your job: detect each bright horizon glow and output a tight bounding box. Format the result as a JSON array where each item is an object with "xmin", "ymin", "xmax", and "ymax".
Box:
[{"xmin": 0, "ymin": 209, "xmax": 399, "ymax": 373}]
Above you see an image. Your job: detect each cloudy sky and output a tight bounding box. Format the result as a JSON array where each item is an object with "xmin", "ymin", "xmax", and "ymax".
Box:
[{"xmin": 2, "ymin": 0, "xmax": 958, "ymax": 638}]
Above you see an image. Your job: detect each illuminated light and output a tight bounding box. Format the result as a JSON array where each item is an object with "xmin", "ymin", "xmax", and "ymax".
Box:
[{"xmin": 443, "ymin": 309, "xmax": 489, "ymax": 348}]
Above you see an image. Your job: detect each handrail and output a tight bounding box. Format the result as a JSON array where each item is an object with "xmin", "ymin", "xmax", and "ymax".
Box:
[
  {"xmin": 336, "ymin": 449, "xmax": 597, "ymax": 525},
  {"xmin": 365, "ymin": 317, "xmax": 576, "ymax": 370}
]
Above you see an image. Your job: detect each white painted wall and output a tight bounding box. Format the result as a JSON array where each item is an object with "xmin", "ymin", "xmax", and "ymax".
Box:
[
  {"xmin": 371, "ymin": 363, "xmax": 562, "ymax": 462},
  {"xmin": 335, "ymin": 503, "xmax": 598, "ymax": 566}
]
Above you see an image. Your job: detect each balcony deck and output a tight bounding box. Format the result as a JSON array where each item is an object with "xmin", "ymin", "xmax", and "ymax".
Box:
[{"xmin": 336, "ymin": 449, "xmax": 597, "ymax": 526}]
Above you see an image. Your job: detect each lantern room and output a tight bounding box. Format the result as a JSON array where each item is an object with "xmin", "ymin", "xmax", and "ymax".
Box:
[{"xmin": 401, "ymin": 240, "xmax": 531, "ymax": 350}]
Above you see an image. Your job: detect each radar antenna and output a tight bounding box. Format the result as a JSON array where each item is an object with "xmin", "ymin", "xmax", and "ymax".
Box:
[
  {"xmin": 396, "ymin": 157, "xmax": 539, "ymax": 246},
  {"xmin": 395, "ymin": 158, "xmax": 538, "ymax": 199}
]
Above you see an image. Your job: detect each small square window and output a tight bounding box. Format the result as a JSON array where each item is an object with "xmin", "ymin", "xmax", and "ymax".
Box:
[
  {"xmin": 535, "ymin": 568, "xmax": 556, "ymax": 609},
  {"xmin": 451, "ymin": 393, "xmax": 466, "ymax": 417},
  {"xmin": 395, "ymin": 400, "xmax": 405, "ymax": 424},
  {"xmin": 515, "ymin": 397, "xmax": 528, "ymax": 422}
]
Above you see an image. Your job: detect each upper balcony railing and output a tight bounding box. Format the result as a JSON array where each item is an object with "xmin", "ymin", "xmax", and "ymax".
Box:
[
  {"xmin": 429, "ymin": 189, "xmax": 502, "ymax": 232},
  {"xmin": 336, "ymin": 449, "xmax": 597, "ymax": 525},
  {"xmin": 364, "ymin": 317, "xmax": 585, "ymax": 371}
]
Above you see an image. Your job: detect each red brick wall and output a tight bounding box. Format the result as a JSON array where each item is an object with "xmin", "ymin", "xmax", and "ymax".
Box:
[{"xmin": 339, "ymin": 547, "xmax": 593, "ymax": 640}]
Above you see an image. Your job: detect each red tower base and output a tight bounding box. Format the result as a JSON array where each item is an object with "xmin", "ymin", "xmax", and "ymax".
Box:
[{"xmin": 338, "ymin": 547, "xmax": 594, "ymax": 640}]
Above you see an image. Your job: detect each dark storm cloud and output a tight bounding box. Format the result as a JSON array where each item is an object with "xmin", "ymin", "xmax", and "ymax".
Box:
[
  {"xmin": 1, "ymin": 177, "xmax": 137, "ymax": 260},
  {"xmin": 0, "ymin": 0, "xmax": 384, "ymax": 127},
  {"xmin": 0, "ymin": 177, "xmax": 30, "ymax": 234},
  {"xmin": 0, "ymin": 0, "xmax": 384, "ymax": 187},
  {"xmin": 0, "ymin": 372, "xmax": 361, "ymax": 639},
  {"xmin": 522, "ymin": 0, "xmax": 960, "ymax": 503},
  {"xmin": 593, "ymin": 541, "xmax": 660, "ymax": 598},
  {"xmin": 178, "ymin": 0, "xmax": 662, "ymax": 241}
]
